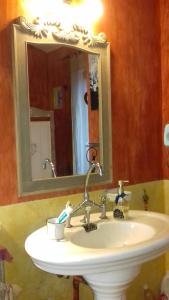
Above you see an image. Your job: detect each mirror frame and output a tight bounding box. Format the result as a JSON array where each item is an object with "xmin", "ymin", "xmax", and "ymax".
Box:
[{"xmin": 12, "ymin": 17, "xmax": 112, "ymax": 195}]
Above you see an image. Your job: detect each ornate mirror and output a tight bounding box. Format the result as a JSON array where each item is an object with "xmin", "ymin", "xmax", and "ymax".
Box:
[{"xmin": 12, "ymin": 17, "xmax": 112, "ymax": 195}]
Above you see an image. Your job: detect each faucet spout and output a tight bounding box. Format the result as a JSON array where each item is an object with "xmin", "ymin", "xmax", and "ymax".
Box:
[
  {"xmin": 65, "ymin": 162, "xmax": 104, "ymax": 228},
  {"xmin": 42, "ymin": 158, "xmax": 57, "ymax": 178},
  {"xmin": 84, "ymin": 162, "xmax": 103, "ymax": 202}
]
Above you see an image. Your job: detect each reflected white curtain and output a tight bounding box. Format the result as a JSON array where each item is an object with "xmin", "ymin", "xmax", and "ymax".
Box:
[{"xmin": 71, "ymin": 54, "xmax": 89, "ymax": 174}]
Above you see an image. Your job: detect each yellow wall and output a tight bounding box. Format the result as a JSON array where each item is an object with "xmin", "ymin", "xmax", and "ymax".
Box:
[
  {"xmin": 0, "ymin": 180, "xmax": 167, "ymax": 300},
  {"xmin": 163, "ymin": 180, "xmax": 169, "ymax": 270},
  {"xmin": 126, "ymin": 180, "xmax": 165, "ymax": 299}
]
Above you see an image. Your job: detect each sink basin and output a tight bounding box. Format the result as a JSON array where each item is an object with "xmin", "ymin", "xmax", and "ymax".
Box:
[
  {"xmin": 25, "ymin": 210, "xmax": 169, "ymax": 300},
  {"xmin": 71, "ymin": 221, "xmax": 155, "ymax": 249}
]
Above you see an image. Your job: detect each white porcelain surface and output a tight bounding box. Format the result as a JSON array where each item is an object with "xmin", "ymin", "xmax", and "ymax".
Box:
[
  {"xmin": 25, "ymin": 210, "xmax": 169, "ymax": 300},
  {"xmin": 71, "ymin": 221, "xmax": 155, "ymax": 249},
  {"xmin": 25, "ymin": 210, "xmax": 169, "ymax": 275}
]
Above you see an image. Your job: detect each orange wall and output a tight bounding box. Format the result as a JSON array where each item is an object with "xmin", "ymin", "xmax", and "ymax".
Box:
[
  {"xmin": 47, "ymin": 49, "xmax": 73, "ymax": 176},
  {"xmin": 0, "ymin": 0, "xmax": 162, "ymax": 205},
  {"xmin": 28, "ymin": 46, "xmax": 73, "ymax": 176},
  {"xmin": 28, "ymin": 45, "xmax": 49, "ymax": 110},
  {"xmin": 160, "ymin": 0, "xmax": 169, "ymax": 178},
  {"xmin": 99, "ymin": 0, "xmax": 162, "ymax": 185}
]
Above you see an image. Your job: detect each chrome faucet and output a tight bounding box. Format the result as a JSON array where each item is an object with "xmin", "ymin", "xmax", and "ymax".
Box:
[
  {"xmin": 66, "ymin": 162, "xmax": 107, "ymax": 228},
  {"xmin": 84, "ymin": 162, "xmax": 103, "ymax": 203},
  {"xmin": 42, "ymin": 158, "xmax": 57, "ymax": 178}
]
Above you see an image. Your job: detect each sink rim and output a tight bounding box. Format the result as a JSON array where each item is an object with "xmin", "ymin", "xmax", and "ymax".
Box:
[{"xmin": 25, "ymin": 210, "xmax": 169, "ymax": 275}]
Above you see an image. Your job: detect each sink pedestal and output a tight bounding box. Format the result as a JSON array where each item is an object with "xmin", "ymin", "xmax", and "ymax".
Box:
[{"xmin": 84, "ymin": 265, "xmax": 140, "ymax": 300}]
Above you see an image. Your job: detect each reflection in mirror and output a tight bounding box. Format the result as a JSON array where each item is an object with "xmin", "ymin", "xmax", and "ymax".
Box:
[
  {"xmin": 27, "ymin": 44, "xmax": 100, "ymax": 180},
  {"xmin": 12, "ymin": 20, "xmax": 112, "ymax": 195}
]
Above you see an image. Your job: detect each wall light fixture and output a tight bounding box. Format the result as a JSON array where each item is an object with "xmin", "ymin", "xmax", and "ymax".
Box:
[{"xmin": 22, "ymin": 0, "xmax": 104, "ymax": 32}]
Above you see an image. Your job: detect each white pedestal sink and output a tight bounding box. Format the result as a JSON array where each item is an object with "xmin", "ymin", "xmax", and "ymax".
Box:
[{"xmin": 25, "ymin": 211, "xmax": 169, "ymax": 300}]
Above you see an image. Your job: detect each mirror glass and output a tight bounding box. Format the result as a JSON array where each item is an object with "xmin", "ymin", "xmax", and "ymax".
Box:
[
  {"xmin": 12, "ymin": 21, "xmax": 112, "ymax": 195},
  {"xmin": 27, "ymin": 43, "xmax": 100, "ymax": 179}
]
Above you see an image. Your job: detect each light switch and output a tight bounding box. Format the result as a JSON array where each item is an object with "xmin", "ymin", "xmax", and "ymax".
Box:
[{"xmin": 164, "ymin": 124, "xmax": 169, "ymax": 146}]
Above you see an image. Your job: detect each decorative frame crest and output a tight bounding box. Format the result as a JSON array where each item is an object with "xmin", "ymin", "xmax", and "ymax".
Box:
[{"xmin": 17, "ymin": 16, "xmax": 107, "ymax": 48}]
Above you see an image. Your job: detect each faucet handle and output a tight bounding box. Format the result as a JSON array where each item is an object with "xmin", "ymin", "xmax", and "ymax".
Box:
[{"xmin": 99, "ymin": 193, "xmax": 107, "ymax": 204}]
